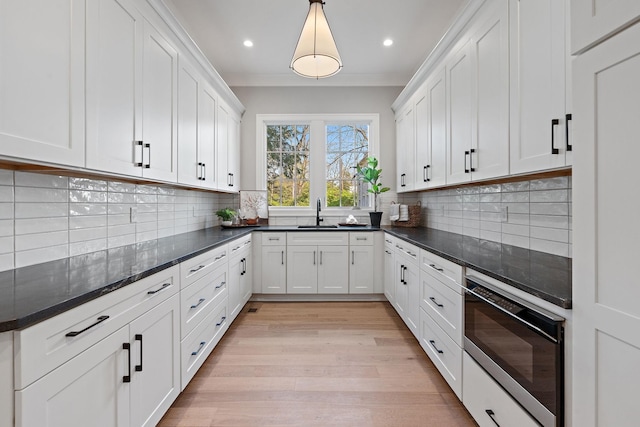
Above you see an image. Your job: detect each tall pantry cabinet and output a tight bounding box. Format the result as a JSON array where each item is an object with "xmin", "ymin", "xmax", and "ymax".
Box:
[{"xmin": 572, "ymin": 2, "xmax": 640, "ymax": 426}]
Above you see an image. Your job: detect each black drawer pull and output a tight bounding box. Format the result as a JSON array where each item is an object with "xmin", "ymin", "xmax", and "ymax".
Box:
[
  {"xmin": 215, "ymin": 281, "xmax": 226, "ymax": 289},
  {"xmin": 551, "ymin": 119, "xmax": 560, "ymax": 154},
  {"xmin": 190, "ymin": 298, "xmax": 205, "ymax": 309},
  {"xmin": 429, "ymin": 340, "xmax": 444, "ymax": 354},
  {"xmin": 66, "ymin": 315, "xmax": 109, "ymax": 337},
  {"xmin": 189, "ymin": 265, "xmax": 206, "ymax": 274},
  {"xmin": 566, "ymin": 113, "xmax": 572, "ymax": 151},
  {"xmin": 147, "ymin": 283, "xmax": 170, "ymax": 295},
  {"xmin": 135, "ymin": 334, "xmax": 143, "ymax": 372},
  {"xmin": 215, "ymin": 253, "xmax": 226, "ymax": 261},
  {"xmin": 191, "ymin": 341, "xmax": 206, "ymax": 356},
  {"xmin": 485, "ymin": 409, "xmax": 500, "ymax": 427},
  {"xmin": 123, "ymin": 342, "xmax": 131, "ymax": 383},
  {"xmin": 429, "ymin": 263, "xmax": 444, "ymax": 272},
  {"xmin": 216, "ymin": 316, "xmax": 227, "ymax": 327},
  {"xmin": 429, "ymin": 297, "xmax": 444, "ymax": 308}
]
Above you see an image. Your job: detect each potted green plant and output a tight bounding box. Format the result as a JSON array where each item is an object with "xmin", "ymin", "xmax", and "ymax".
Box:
[
  {"xmin": 215, "ymin": 208, "xmax": 236, "ymax": 226},
  {"xmin": 356, "ymin": 156, "xmax": 390, "ymax": 228}
]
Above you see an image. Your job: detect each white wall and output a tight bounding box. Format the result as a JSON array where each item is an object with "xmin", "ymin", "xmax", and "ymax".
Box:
[{"xmin": 231, "ymin": 86, "xmax": 402, "ymax": 192}]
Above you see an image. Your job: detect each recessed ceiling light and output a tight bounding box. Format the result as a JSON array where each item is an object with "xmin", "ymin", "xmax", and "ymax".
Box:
[
  {"xmin": 243, "ymin": 40, "xmax": 253, "ymax": 47},
  {"xmin": 383, "ymin": 39, "xmax": 393, "ymax": 47}
]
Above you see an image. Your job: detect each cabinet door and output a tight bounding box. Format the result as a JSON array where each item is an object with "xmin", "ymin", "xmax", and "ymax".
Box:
[
  {"xmin": 446, "ymin": 41, "xmax": 474, "ymax": 185},
  {"xmin": 228, "ymin": 254, "xmax": 243, "ymax": 318},
  {"xmin": 510, "ymin": 0, "xmax": 569, "ymax": 174},
  {"xmin": 141, "ymin": 20, "xmax": 177, "ymax": 182},
  {"xmin": 571, "ymin": 0, "xmax": 640, "ymax": 54},
  {"xmin": 383, "ymin": 245, "xmax": 395, "ymax": 304},
  {"xmin": 427, "ymin": 68, "xmax": 447, "ymax": 188},
  {"xmin": 227, "ymin": 112, "xmax": 241, "ymax": 191},
  {"xmin": 396, "ymin": 105, "xmax": 415, "ymax": 192},
  {"xmin": 129, "ymin": 294, "xmax": 180, "ymax": 427},
  {"xmin": 217, "ymin": 102, "xmax": 230, "ymax": 190},
  {"xmin": 0, "ymin": 0, "xmax": 85, "ymax": 167},
  {"xmin": 404, "ymin": 261, "xmax": 420, "ymax": 337},
  {"xmin": 414, "ymin": 90, "xmax": 430, "ymax": 190},
  {"xmin": 287, "ymin": 246, "xmax": 318, "ymax": 293},
  {"xmin": 349, "ymin": 245, "xmax": 374, "ymax": 293},
  {"xmin": 318, "ymin": 245, "xmax": 349, "ymax": 294},
  {"xmin": 394, "ymin": 258, "xmax": 408, "ymax": 318},
  {"xmin": 86, "ymin": 0, "xmax": 143, "ymax": 176},
  {"xmin": 573, "ymin": 23, "xmax": 640, "ymax": 427},
  {"xmin": 470, "ymin": 1, "xmax": 509, "ymax": 181},
  {"xmin": 199, "ymin": 84, "xmax": 217, "ymax": 188},
  {"xmin": 177, "ymin": 59, "xmax": 201, "ymax": 187},
  {"xmin": 261, "ymin": 246, "xmax": 287, "ymax": 293},
  {"xmin": 240, "ymin": 251, "xmax": 252, "ymax": 303},
  {"xmin": 16, "ymin": 325, "xmax": 130, "ymax": 427}
]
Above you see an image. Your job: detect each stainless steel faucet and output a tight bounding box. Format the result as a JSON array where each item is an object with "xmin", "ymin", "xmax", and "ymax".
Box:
[{"xmin": 316, "ymin": 197, "xmax": 323, "ymax": 226}]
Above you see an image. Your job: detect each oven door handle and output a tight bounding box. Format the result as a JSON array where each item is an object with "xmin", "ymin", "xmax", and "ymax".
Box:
[{"xmin": 464, "ymin": 287, "xmax": 559, "ymax": 344}]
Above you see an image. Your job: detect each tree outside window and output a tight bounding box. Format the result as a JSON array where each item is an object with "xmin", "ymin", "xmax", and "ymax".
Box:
[
  {"xmin": 266, "ymin": 124, "xmax": 310, "ymax": 207},
  {"xmin": 326, "ymin": 124, "xmax": 369, "ymax": 207}
]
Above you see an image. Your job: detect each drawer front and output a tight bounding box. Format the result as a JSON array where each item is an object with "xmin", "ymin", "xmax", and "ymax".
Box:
[
  {"xmin": 395, "ymin": 240, "xmax": 419, "ymax": 262},
  {"xmin": 180, "ymin": 264, "xmax": 228, "ymax": 338},
  {"xmin": 349, "ymin": 232, "xmax": 373, "ymax": 246},
  {"xmin": 420, "ymin": 270, "xmax": 463, "ymax": 346},
  {"xmin": 420, "ymin": 249, "xmax": 463, "ymax": 291},
  {"xmin": 463, "ymin": 352, "xmax": 540, "ymax": 427},
  {"xmin": 15, "ymin": 265, "xmax": 180, "ymax": 389},
  {"xmin": 181, "ymin": 244, "xmax": 228, "ymax": 288},
  {"xmin": 419, "ymin": 307, "xmax": 462, "ymax": 398},
  {"xmin": 229, "ymin": 236, "xmax": 252, "ymax": 259},
  {"xmin": 262, "ymin": 232, "xmax": 287, "ymax": 246},
  {"xmin": 384, "ymin": 233, "xmax": 396, "ymax": 249},
  {"xmin": 180, "ymin": 298, "xmax": 228, "ymax": 390},
  {"xmin": 287, "ymin": 231, "xmax": 349, "ymax": 246}
]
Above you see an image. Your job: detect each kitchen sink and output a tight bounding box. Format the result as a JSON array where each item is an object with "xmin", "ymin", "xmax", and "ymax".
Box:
[{"xmin": 297, "ymin": 225, "xmax": 339, "ymax": 229}]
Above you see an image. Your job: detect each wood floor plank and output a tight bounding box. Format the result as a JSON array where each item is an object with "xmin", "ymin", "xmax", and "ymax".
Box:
[{"xmin": 158, "ymin": 301, "xmax": 475, "ymax": 427}]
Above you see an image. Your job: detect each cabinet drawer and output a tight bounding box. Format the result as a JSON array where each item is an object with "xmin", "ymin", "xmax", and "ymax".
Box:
[
  {"xmin": 420, "ymin": 249, "xmax": 463, "ymax": 291},
  {"xmin": 15, "ymin": 265, "xmax": 179, "ymax": 390},
  {"xmin": 287, "ymin": 231, "xmax": 349, "ymax": 246},
  {"xmin": 395, "ymin": 240, "xmax": 419, "ymax": 262},
  {"xmin": 384, "ymin": 233, "xmax": 396, "ymax": 249},
  {"xmin": 419, "ymin": 307, "xmax": 462, "ymax": 398},
  {"xmin": 420, "ymin": 270, "xmax": 463, "ymax": 346},
  {"xmin": 349, "ymin": 232, "xmax": 373, "ymax": 246},
  {"xmin": 229, "ymin": 235, "xmax": 252, "ymax": 259},
  {"xmin": 463, "ymin": 352, "xmax": 539, "ymax": 427},
  {"xmin": 180, "ymin": 297, "xmax": 228, "ymax": 390},
  {"xmin": 262, "ymin": 232, "xmax": 287, "ymax": 246},
  {"xmin": 180, "ymin": 264, "xmax": 228, "ymax": 338},
  {"xmin": 180, "ymin": 244, "xmax": 227, "ymax": 288}
]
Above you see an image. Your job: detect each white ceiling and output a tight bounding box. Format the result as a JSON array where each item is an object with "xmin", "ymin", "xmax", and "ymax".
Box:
[{"xmin": 163, "ymin": 0, "xmax": 469, "ymax": 87}]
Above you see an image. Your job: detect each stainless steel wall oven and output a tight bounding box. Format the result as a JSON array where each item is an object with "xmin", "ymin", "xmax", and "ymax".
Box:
[{"xmin": 464, "ymin": 276, "xmax": 565, "ymax": 427}]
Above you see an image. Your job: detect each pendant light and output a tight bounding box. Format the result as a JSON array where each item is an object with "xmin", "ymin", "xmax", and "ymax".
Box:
[{"xmin": 290, "ymin": 0, "xmax": 342, "ymax": 79}]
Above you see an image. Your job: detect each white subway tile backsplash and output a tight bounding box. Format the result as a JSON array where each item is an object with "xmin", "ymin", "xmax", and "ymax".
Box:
[
  {"xmin": 502, "ymin": 223, "xmax": 530, "ymax": 237},
  {"xmin": 0, "ymin": 186, "xmax": 14, "ymax": 202},
  {"xmin": 15, "ymin": 217, "xmax": 68, "ymax": 235},
  {"xmin": 501, "ymin": 191, "xmax": 529, "ymax": 203},
  {"xmin": 0, "ymin": 170, "xmax": 13, "ymax": 186},
  {"xmin": 15, "ymin": 187, "xmax": 67, "ymax": 203},
  {"xmin": 480, "ymin": 229, "xmax": 501, "ymax": 242},
  {"xmin": 69, "ymin": 190, "xmax": 108, "ymax": 203},
  {"xmin": 530, "ymin": 202, "xmax": 569, "ymax": 216},
  {"xmin": 14, "ymin": 172, "xmax": 68, "ymax": 188},
  {"xmin": 15, "ymin": 230, "xmax": 68, "ymax": 252},
  {"xmin": 70, "ymin": 227, "xmax": 107, "ymax": 243},
  {"xmin": 502, "ymin": 181, "xmax": 530, "ymax": 192},
  {"xmin": 69, "ymin": 177, "xmax": 108, "ymax": 192},
  {"xmin": 530, "ymin": 176, "xmax": 569, "ymax": 190},
  {"xmin": 15, "ymin": 202, "xmax": 68, "ymax": 219},
  {"xmin": 530, "ymin": 226, "xmax": 569, "ymax": 243},
  {"xmin": 502, "ymin": 233, "xmax": 530, "ymax": 249},
  {"xmin": 108, "ymin": 234, "xmax": 136, "ymax": 249},
  {"xmin": 69, "ymin": 203, "xmax": 107, "ymax": 216},
  {"xmin": 69, "ymin": 215, "xmax": 107, "ymax": 229},
  {"xmin": 530, "ymin": 189, "xmax": 569, "ymax": 203},
  {"xmin": 108, "ymin": 181, "xmax": 136, "ymax": 193},
  {"xmin": 530, "ymin": 238, "xmax": 569, "ymax": 257},
  {"xmin": 0, "ymin": 220, "xmax": 13, "ymax": 237},
  {"xmin": 70, "ymin": 239, "xmax": 107, "ymax": 257},
  {"xmin": 530, "ymin": 214, "xmax": 569, "ymax": 229},
  {"xmin": 0, "ymin": 253, "xmax": 13, "ymax": 271},
  {"xmin": 108, "ymin": 223, "xmax": 136, "ymax": 237},
  {"xmin": 0, "ymin": 203, "xmax": 13, "ymax": 220},
  {"xmin": 0, "ymin": 236, "xmax": 14, "ymax": 254}
]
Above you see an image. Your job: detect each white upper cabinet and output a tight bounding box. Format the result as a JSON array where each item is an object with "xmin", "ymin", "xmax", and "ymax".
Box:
[
  {"xmin": 510, "ymin": 0, "xmax": 572, "ymax": 174},
  {"xmin": 217, "ymin": 99, "xmax": 240, "ymax": 192},
  {"xmin": 177, "ymin": 59, "xmax": 217, "ymax": 188},
  {"xmin": 396, "ymin": 104, "xmax": 415, "ymax": 192},
  {"xmin": 86, "ymin": 0, "xmax": 179, "ymax": 183},
  {"xmin": 0, "ymin": 0, "xmax": 85, "ymax": 167},
  {"xmin": 571, "ymin": 0, "xmax": 640, "ymax": 54},
  {"xmin": 427, "ymin": 68, "xmax": 448, "ymax": 188}
]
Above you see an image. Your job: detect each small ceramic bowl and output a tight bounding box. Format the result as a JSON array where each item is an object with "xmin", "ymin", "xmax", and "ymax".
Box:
[{"xmin": 245, "ymin": 217, "xmax": 259, "ymax": 225}]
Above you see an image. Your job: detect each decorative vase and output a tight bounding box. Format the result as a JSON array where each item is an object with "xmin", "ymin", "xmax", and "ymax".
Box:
[
  {"xmin": 221, "ymin": 220, "xmax": 232, "ymax": 227},
  {"xmin": 369, "ymin": 211, "xmax": 382, "ymax": 228}
]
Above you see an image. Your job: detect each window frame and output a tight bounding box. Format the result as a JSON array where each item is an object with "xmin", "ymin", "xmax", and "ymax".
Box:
[{"xmin": 256, "ymin": 113, "xmax": 380, "ymax": 215}]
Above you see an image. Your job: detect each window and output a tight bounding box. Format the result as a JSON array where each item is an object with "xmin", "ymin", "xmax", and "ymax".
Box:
[{"xmin": 257, "ymin": 114, "xmax": 379, "ymax": 211}]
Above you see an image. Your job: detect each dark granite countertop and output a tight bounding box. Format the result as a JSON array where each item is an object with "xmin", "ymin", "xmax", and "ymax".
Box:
[
  {"xmin": 0, "ymin": 227, "xmax": 253, "ymax": 332},
  {"xmin": 0, "ymin": 225, "xmax": 571, "ymax": 333},
  {"xmin": 383, "ymin": 227, "xmax": 572, "ymax": 309}
]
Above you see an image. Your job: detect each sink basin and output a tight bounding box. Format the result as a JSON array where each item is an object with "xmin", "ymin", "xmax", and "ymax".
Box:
[{"xmin": 297, "ymin": 225, "xmax": 339, "ymax": 229}]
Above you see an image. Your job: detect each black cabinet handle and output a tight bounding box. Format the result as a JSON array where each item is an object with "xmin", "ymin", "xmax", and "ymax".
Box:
[
  {"xmin": 197, "ymin": 162, "xmax": 203, "ymax": 180},
  {"xmin": 464, "ymin": 150, "xmax": 470, "ymax": 173},
  {"xmin": 469, "ymin": 148, "xmax": 475, "ymax": 172},
  {"xmin": 66, "ymin": 315, "xmax": 109, "ymax": 337},
  {"xmin": 147, "ymin": 283, "xmax": 170, "ymax": 295},
  {"xmin": 135, "ymin": 141, "xmax": 144, "ymax": 167},
  {"xmin": 566, "ymin": 113, "xmax": 572, "ymax": 151},
  {"xmin": 313, "ymin": 251, "xmax": 316, "ymax": 265},
  {"xmin": 189, "ymin": 265, "xmax": 206, "ymax": 274},
  {"xmin": 400, "ymin": 173, "xmax": 406, "ymax": 187},
  {"xmin": 320, "ymin": 251, "xmax": 323, "ymax": 265},
  {"xmin": 352, "ymin": 250, "xmax": 355, "ymax": 265},
  {"xmin": 429, "ymin": 297, "xmax": 444, "ymax": 308},
  {"xmin": 191, "ymin": 341, "xmax": 206, "ymax": 356},
  {"xmin": 485, "ymin": 409, "xmax": 500, "ymax": 427},
  {"xmin": 400, "ymin": 264, "xmax": 405, "ymax": 284},
  {"xmin": 429, "ymin": 263, "xmax": 444, "ymax": 272},
  {"xmin": 551, "ymin": 119, "xmax": 560, "ymax": 154},
  {"xmin": 215, "ymin": 281, "xmax": 226, "ymax": 289},
  {"xmin": 135, "ymin": 334, "xmax": 143, "ymax": 372},
  {"xmin": 429, "ymin": 339, "xmax": 444, "ymax": 354},
  {"xmin": 281, "ymin": 250, "xmax": 284, "ymax": 265},
  {"xmin": 216, "ymin": 316, "xmax": 227, "ymax": 327},
  {"xmin": 144, "ymin": 143, "xmax": 151, "ymax": 168},
  {"xmin": 190, "ymin": 298, "xmax": 206, "ymax": 309},
  {"xmin": 423, "ymin": 165, "xmax": 430, "ymax": 182},
  {"xmin": 123, "ymin": 342, "xmax": 131, "ymax": 383},
  {"xmin": 214, "ymin": 253, "xmax": 226, "ymax": 261},
  {"xmin": 202, "ymin": 163, "xmax": 206, "ymax": 180}
]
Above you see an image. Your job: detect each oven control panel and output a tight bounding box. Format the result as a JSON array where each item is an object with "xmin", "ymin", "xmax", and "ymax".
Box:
[{"xmin": 470, "ymin": 286, "xmax": 524, "ymax": 315}]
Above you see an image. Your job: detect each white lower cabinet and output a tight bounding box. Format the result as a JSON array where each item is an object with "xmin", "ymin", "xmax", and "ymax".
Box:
[
  {"xmin": 383, "ymin": 236, "xmax": 396, "ymax": 304},
  {"xmin": 317, "ymin": 245, "xmax": 349, "ymax": 294},
  {"xmin": 228, "ymin": 236, "xmax": 252, "ymax": 321},
  {"xmin": 349, "ymin": 233, "xmax": 375, "ymax": 293},
  {"xmin": 463, "ymin": 352, "xmax": 539, "ymax": 427},
  {"xmin": 393, "ymin": 241, "xmax": 420, "ymax": 338},
  {"xmin": 261, "ymin": 245, "xmax": 287, "ymax": 293}
]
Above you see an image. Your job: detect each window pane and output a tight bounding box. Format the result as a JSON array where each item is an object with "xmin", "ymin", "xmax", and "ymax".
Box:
[
  {"xmin": 267, "ymin": 126, "xmax": 281, "ymax": 151},
  {"xmin": 325, "ymin": 123, "xmax": 369, "ymax": 207},
  {"xmin": 266, "ymin": 124, "xmax": 310, "ymax": 207}
]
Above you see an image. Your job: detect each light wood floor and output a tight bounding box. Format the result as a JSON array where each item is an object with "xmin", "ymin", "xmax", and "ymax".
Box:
[{"xmin": 159, "ymin": 301, "xmax": 476, "ymax": 427}]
